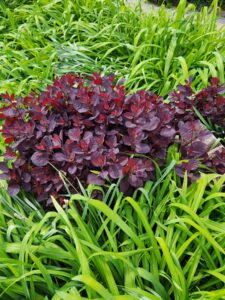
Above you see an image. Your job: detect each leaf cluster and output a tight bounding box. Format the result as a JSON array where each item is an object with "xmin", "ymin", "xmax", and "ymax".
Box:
[{"xmin": 0, "ymin": 73, "xmax": 224, "ymax": 204}]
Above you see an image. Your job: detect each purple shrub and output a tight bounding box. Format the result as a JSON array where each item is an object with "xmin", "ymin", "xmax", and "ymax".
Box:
[
  {"xmin": 0, "ymin": 73, "xmax": 224, "ymax": 205},
  {"xmin": 169, "ymin": 77, "xmax": 225, "ymax": 131}
]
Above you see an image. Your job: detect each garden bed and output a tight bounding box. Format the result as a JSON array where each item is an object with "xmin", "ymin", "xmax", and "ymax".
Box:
[{"xmin": 0, "ymin": 0, "xmax": 225, "ymax": 299}]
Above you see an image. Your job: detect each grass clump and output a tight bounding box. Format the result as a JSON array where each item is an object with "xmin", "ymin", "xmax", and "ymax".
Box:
[
  {"xmin": 149, "ymin": 0, "xmax": 225, "ymax": 10},
  {"xmin": 0, "ymin": 171, "xmax": 225, "ymax": 299},
  {"xmin": 0, "ymin": 0, "xmax": 224, "ymax": 95}
]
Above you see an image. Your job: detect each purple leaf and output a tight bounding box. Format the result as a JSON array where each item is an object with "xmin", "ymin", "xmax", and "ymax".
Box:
[
  {"xmin": 91, "ymin": 153, "xmax": 106, "ymax": 167},
  {"xmin": 99, "ymin": 170, "xmax": 108, "ymax": 178},
  {"xmin": 49, "ymin": 118, "xmax": 57, "ymax": 132},
  {"xmin": 179, "ymin": 120, "xmax": 200, "ymax": 141},
  {"xmin": 108, "ymin": 164, "xmax": 123, "ymax": 179},
  {"xmin": 123, "ymin": 112, "xmax": 134, "ymax": 120},
  {"xmin": 76, "ymin": 103, "xmax": 89, "ymax": 113},
  {"xmin": 68, "ymin": 128, "xmax": 81, "ymax": 142},
  {"xmin": 8, "ymin": 183, "xmax": 20, "ymax": 196},
  {"xmin": 123, "ymin": 135, "xmax": 131, "ymax": 146},
  {"xmin": 187, "ymin": 141, "xmax": 207, "ymax": 157},
  {"xmin": 22, "ymin": 182, "xmax": 31, "ymax": 191},
  {"xmin": 12, "ymin": 138, "xmax": 26, "ymax": 149},
  {"xmin": 129, "ymin": 174, "xmax": 143, "ymax": 187},
  {"xmin": 83, "ymin": 131, "xmax": 93, "ymax": 143},
  {"xmin": 175, "ymin": 159, "xmax": 199, "ymax": 177},
  {"xmin": 52, "ymin": 152, "xmax": 67, "ymax": 162},
  {"xmin": 52, "ymin": 134, "xmax": 61, "ymax": 149},
  {"xmin": 118, "ymin": 156, "xmax": 128, "ymax": 166},
  {"xmin": 160, "ymin": 126, "xmax": 176, "ymax": 138},
  {"xmin": 31, "ymin": 152, "xmax": 49, "ymax": 167},
  {"xmin": 14, "ymin": 157, "xmax": 26, "ymax": 168},
  {"xmin": 87, "ymin": 173, "xmax": 105, "ymax": 185},
  {"xmin": 145, "ymin": 160, "xmax": 154, "ymax": 171},
  {"xmin": 68, "ymin": 165, "xmax": 77, "ymax": 175},
  {"xmin": 143, "ymin": 117, "xmax": 160, "ymax": 131},
  {"xmin": 125, "ymin": 121, "xmax": 136, "ymax": 128},
  {"xmin": 105, "ymin": 136, "xmax": 117, "ymax": 148},
  {"xmin": 135, "ymin": 143, "xmax": 151, "ymax": 154},
  {"xmin": 187, "ymin": 158, "xmax": 199, "ymax": 170},
  {"xmin": 73, "ymin": 146, "xmax": 84, "ymax": 155},
  {"xmin": 22, "ymin": 172, "xmax": 31, "ymax": 183}
]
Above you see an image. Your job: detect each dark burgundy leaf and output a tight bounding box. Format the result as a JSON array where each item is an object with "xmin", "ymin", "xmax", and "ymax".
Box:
[
  {"xmin": 108, "ymin": 164, "xmax": 123, "ymax": 179},
  {"xmin": 187, "ymin": 141, "xmax": 208, "ymax": 157},
  {"xmin": 105, "ymin": 136, "xmax": 117, "ymax": 148},
  {"xmin": 187, "ymin": 159, "xmax": 199, "ymax": 170},
  {"xmin": 73, "ymin": 146, "xmax": 84, "ymax": 155},
  {"xmin": 143, "ymin": 117, "xmax": 160, "ymax": 131},
  {"xmin": 118, "ymin": 156, "xmax": 128, "ymax": 166},
  {"xmin": 145, "ymin": 160, "xmax": 154, "ymax": 171},
  {"xmin": 22, "ymin": 173, "xmax": 31, "ymax": 183},
  {"xmin": 68, "ymin": 128, "xmax": 81, "ymax": 142},
  {"xmin": 22, "ymin": 182, "xmax": 31, "ymax": 191},
  {"xmin": 91, "ymin": 153, "xmax": 106, "ymax": 167},
  {"xmin": 8, "ymin": 183, "xmax": 20, "ymax": 196},
  {"xmin": 52, "ymin": 134, "xmax": 61, "ymax": 149},
  {"xmin": 129, "ymin": 174, "xmax": 143, "ymax": 187},
  {"xmin": 135, "ymin": 143, "xmax": 151, "ymax": 154},
  {"xmin": 124, "ymin": 112, "xmax": 134, "ymax": 120},
  {"xmin": 83, "ymin": 131, "xmax": 93, "ymax": 143},
  {"xmin": 179, "ymin": 121, "xmax": 200, "ymax": 141},
  {"xmin": 125, "ymin": 121, "xmax": 136, "ymax": 128},
  {"xmin": 160, "ymin": 126, "xmax": 176, "ymax": 138},
  {"xmin": 87, "ymin": 173, "xmax": 104, "ymax": 185},
  {"xmin": 31, "ymin": 152, "xmax": 49, "ymax": 167},
  {"xmin": 175, "ymin": 159, "xmax": 199, "ymax": 177},
  {"xmin": 123, "ymin": 135, "xmax": 131, "ymax": 146},
  {"xmin": 99, "ymin": 170, "xmax": 108, "ymax": 179},
  {"xmin": 68, "ymin": 165, "xmax": 77, "ymax": 175},
  {"xmin": 14, "ymin": 157, "xmax": 26, "ymax": 168},
  {"xmin": 52, "ymin": 152, "xmax": 67, "ymax": 162},
  {"xmin": 12, "ymin": 138, "xmax": 26, "ymax": 149}
]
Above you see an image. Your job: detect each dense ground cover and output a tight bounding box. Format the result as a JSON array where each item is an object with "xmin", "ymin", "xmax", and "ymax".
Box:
[
  {"xmin": 1, "ymin": 173, "xmax": 225, "ymax": 299},
  {"xmin": 0, "ymin": 0, "xmax": 224, "ymax": 96},
  {"xmin": 0, "ymin": 0, "xmax": 225, "ymax": 299}
]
